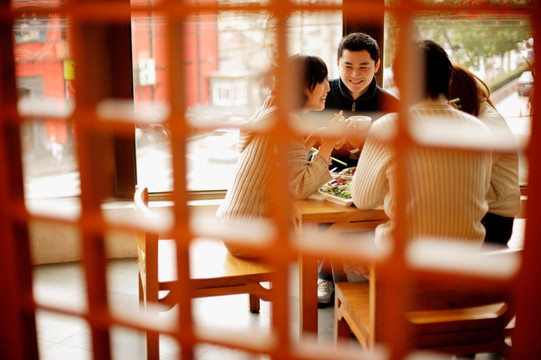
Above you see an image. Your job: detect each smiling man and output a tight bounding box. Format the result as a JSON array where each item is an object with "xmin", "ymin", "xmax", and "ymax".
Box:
[
  {"xmin": 319, "ymin": 33, "xmax": 399, "ymax": 170},
  {"xmin": 326, "ymin": 32, "xmax": 399, "ymax": 118},
  {"xmin": 318, "ymin": 32, "xmax": 399, "ymax": 307},
  {"xmin": 323, "ymin": 32, "xmax": 399, "ymax": 172}
]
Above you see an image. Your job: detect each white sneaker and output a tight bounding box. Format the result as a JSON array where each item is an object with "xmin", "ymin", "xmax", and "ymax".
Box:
[{"xmin": 317, "ymin": 279, "xmax": 334, "ymax": 304}]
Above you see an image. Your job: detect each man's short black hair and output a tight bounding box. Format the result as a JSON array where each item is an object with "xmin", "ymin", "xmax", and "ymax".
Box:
[
  {"xmin": 418, "ymin": 39, "xmax": 452, "ymax": 99},
  {"xmin": 337, "ymin": 32, "xmax": 380, "ymax": 64}
]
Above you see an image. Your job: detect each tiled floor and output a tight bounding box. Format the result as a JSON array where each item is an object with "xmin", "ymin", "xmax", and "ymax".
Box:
[
  {"xmin": 33, "ymin": 259, "xmax": 504, "ymax": 360},
  {"xmin": 32, "ymin": 259, "xmax": 337, "ymax": 360}
]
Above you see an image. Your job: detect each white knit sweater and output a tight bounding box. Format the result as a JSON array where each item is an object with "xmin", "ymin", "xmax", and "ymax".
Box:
[
  {"xmin": 216, "ymin": 97, "xmax": 332, "ymax": 225},
  {"xmin": 350, "ymin": 96, "xmax": 492, "ymax": 248}
]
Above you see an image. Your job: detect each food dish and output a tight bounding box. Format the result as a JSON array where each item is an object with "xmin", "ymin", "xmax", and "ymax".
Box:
[
  {"xmin": 319, "ymin": 176, "xmax": 353, "ymax": 206},
  {"xmin": 318, "ymin": 189, "xmax": 353, "ymax": 206},
  {"xmin": 338, "ymin": 167, "xmax": 356, "ymax": 181}
]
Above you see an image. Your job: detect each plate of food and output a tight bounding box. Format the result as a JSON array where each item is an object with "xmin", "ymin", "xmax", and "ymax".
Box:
[
  {"xmin": 319, "ymin": 176, "xmax": 353, "ymax": 206},
  {"xmin": 337, "ymin": 167, "xmax": 356, "ymax": 181}
]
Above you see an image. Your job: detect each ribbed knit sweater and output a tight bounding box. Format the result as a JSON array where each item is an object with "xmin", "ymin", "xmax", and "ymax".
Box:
[
  {"xmin": 216, "ymin": 97, "xmax": 332, "ymax": 225},
  {"xmin": 350, "ymin": 96, "xmax": 492, "ymax": 248}
]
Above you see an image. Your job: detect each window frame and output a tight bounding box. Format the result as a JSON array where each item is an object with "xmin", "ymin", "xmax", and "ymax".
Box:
[{"xmin": 1, "ymin": 1, "xmax": 539, "ymax": 359}]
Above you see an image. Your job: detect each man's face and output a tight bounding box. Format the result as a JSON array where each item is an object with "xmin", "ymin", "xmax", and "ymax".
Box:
[{"xmin": 337, "ymin": 49, "xmax": 380, "ymax": 100}]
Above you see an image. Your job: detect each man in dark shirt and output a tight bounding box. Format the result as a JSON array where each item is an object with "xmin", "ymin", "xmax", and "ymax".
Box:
[
  {"xmin": 318, "ymin": 32, "xmax": 399, "ymax": 306},
  {"xmin": 325, "ymin": 32, "xmax": 399, "ymax": 169}
]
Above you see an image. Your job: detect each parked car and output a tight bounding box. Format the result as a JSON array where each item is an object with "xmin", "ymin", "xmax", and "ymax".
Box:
[{"xmin": 517, "ymin": 70, "xmax": 534, "ymax": 96}]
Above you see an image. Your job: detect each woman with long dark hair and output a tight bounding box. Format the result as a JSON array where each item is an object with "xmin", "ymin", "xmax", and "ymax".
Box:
[{"xmin": 449, "ymin": 62, "xmax": 521, "ymax": 246}]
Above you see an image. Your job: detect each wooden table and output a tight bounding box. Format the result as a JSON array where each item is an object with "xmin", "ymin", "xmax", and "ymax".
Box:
[{"xmin": 291, "ymin": 193, "xmax": 387, "ymax": 337}]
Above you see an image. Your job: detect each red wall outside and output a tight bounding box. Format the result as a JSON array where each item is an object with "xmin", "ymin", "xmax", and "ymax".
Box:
[{"xmin": 14, "ymin": 0, "xmax": 218, "ymax": 145}]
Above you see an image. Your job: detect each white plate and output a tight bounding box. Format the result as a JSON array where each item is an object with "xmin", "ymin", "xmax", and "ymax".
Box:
[{"xmin": 318, "ymin": 188, "xmax": 353, "ymax": 206}]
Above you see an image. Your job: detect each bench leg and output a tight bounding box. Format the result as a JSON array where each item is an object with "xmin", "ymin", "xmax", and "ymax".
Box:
[
  {"xmin": 249, "ymin": 294, "xmax": 261, "ymax": 313},
  {"xmin": 334, "ymin": 296, "xmax": 352, "ymax": 343}
]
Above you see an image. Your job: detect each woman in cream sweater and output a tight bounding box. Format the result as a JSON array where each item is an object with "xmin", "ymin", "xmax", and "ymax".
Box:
[{"xmin": 216, "ymin": 54, "xmax": 346, "ymax": 258}]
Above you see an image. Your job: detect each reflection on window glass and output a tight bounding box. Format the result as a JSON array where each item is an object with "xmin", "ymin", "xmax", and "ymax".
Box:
[
  {"xmin": 134, "ymin": 5, "xmax": 343, "ymax": 193},
  {"xmin": 13, "ymin": 3, "xmax": 79, "ymax": 199},
  {"xmin": 14, "ymin": 12, "xmax": 48, "ymax": 44}
]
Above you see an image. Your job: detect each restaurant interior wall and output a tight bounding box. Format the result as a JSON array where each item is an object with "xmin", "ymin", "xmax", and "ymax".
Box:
[{"xmin": 1, "ymin": 0, "xmax": 540, "ymax": 360}]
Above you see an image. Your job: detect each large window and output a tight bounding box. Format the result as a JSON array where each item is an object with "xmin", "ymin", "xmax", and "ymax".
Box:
[{"xmin": 13, "ymin": 1, "xmax": 533, "ymax": 199}]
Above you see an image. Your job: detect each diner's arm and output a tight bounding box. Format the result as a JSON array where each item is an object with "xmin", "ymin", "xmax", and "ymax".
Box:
[
  {"xmin": 288, "ymin": 147, "xmax": 332, "ymax": 200},
  {"xmin": 350, "ymin": 125, "xmax": 390, "ymax": 210}
]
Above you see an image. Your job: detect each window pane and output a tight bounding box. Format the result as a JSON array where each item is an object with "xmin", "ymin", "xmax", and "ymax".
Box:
[
  {"xmin": 13, "ymin": 5, "xmax": 79, "ymax": 198},
  {"xmin": 133, "ymin": 5, "xmax": 343, "ymax": 193},
  {"xmin": 385, "ymin": 12, "xmax": 533, "ymax": 185}
]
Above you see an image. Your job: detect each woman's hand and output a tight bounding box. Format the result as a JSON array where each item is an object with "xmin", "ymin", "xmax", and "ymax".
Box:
[
  {"xmin": 304, "ymin": 133, "xmax": 320, "ymax": 153},
  {"xmin": 314, "ymin": 112, "xmax": 348, "ymax": 163},
  {"xmin": 329, "ymin": 111, "xmax": 346, "ymax": 127},
  {"xmin": 305, "ymin": 111, "xmax": 346, "ymax": 152},
  {"xmin": 316, "ymin": 111, "xmax": 347, "ymax": 143},
  {"xmin": 329, "ymin": 111, "xmax": 349, "ymax": 149}
]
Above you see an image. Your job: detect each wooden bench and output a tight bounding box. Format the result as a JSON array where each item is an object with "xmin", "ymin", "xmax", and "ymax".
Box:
[
  {"xmin": 334, "ymin": 198, "xmax": 526, "ymax": 356},
  {"xmin": 134, "ymin": 186, "xmax": 275, "ymax": 360},
  {"xmin": 334, "ymin": 258, "xmax": 520, "ymax": 356}
]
